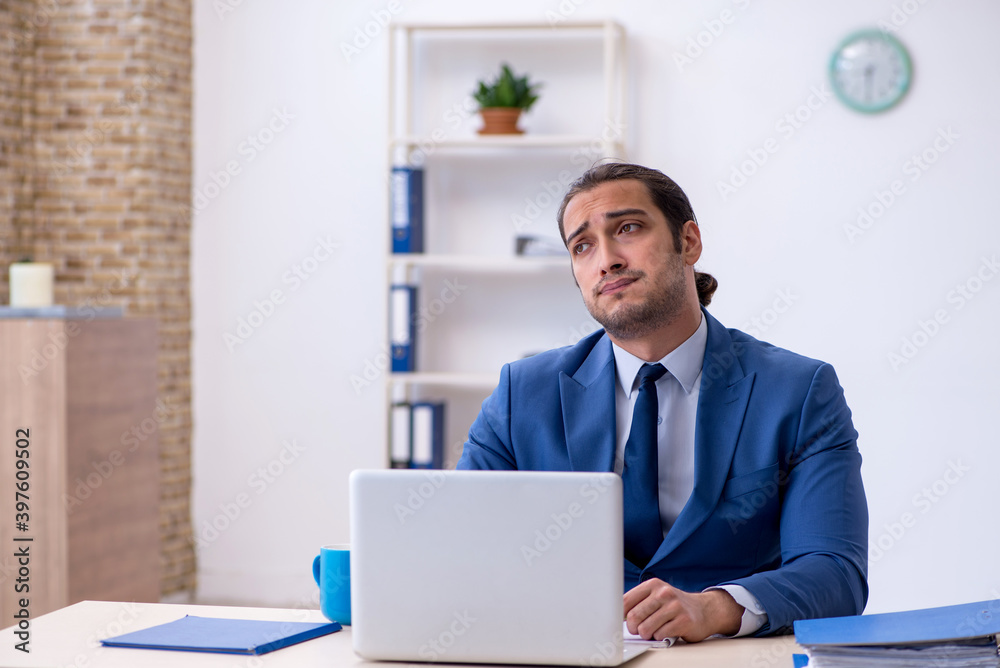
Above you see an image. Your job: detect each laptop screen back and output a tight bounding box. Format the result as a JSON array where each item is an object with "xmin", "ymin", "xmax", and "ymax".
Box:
[{"xmin": 349, "ymin": 469, "xmax": 626, "ymax": 666}]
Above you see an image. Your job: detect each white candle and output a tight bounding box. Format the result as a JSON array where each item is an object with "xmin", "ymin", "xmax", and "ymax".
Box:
[{"xmin": 9, "ymin": 262, "xmax": 55, "ymax": 307}]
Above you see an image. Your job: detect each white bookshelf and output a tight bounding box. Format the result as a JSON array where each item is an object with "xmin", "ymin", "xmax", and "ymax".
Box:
[{"xmin": 385, "ymin": 21, "xmax": 627, "ymax": 468}]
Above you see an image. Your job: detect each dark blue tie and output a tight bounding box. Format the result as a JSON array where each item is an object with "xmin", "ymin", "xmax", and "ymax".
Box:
[{"xmin": 623, "ymin": 362, "xmax": 667, "ymax": 568}]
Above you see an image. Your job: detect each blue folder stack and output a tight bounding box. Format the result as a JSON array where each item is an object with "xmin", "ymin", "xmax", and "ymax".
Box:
[
  {"xmin": 793, "ymin": 599, "xmax": 1000, "ymax": 667},
  {"xmin": 388, "ymin": 400, "xmax": 446, "ymax": 469}
]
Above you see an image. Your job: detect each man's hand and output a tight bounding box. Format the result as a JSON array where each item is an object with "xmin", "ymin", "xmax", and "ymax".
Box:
[{"xmin": 623, "ymin": 579, "xmax": 744, "ymax": 643}]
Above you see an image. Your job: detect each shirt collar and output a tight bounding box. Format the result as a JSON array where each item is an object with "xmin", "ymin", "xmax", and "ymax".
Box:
[{"xmin": 612, "ymin": 312, "xmax": 708, "ymax": 396}]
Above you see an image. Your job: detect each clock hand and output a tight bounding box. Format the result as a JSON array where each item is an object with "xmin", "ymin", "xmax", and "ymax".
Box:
[{"xmin": 863, "ymin": 64, "xmax": 874, "ymax": 101}]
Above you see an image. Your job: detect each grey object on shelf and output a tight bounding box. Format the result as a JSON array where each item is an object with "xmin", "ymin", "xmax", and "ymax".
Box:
[{"xmin": 515, "ymin": 235, "xmax": 569, "ymax": 257}]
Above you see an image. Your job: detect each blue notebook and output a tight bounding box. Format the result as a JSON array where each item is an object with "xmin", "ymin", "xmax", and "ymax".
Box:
[{"xmin": 100, "ymin": 615, "xmax": 342, "ymax": 655}]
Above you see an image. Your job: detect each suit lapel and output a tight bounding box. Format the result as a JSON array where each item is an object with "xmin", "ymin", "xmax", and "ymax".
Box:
[
  {"xmin": 650, "ymin": 311, "xmax": 755, "ymax": 563},
  {"xmin": 559, "ymin": 334, "xmax": 617, "ymax": 472}
]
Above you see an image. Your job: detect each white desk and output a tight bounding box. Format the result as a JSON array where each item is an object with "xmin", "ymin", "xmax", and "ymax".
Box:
[{"xmin": 0, "ymin": 600, "xmax": 802, "ymax": 667}]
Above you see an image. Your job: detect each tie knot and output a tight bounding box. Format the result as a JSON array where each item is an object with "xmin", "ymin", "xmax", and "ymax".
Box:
[{"xmin": 637, "ymin": 363, "xmax": 667, "ymax": 386}]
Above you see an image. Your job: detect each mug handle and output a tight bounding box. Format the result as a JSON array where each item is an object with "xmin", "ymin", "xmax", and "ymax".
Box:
[{"xmin": 312, "ymin": 555, "xmax": 321, "ymax": 586}]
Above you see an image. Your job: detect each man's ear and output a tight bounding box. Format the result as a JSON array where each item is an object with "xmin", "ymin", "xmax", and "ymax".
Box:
[{"xmin": 680, "ymin": 220, "xmax": 702, "ymax": 266}]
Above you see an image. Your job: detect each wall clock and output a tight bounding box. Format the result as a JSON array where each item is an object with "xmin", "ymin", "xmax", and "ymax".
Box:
[{"xmin": 829, "ymin": 29, "xmax": 912, "ymax": 113}]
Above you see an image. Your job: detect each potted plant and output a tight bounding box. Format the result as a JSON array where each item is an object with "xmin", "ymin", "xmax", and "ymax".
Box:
[{"xmin": 473, "ymin": 63, "xmax": 541, "ymax": 135}]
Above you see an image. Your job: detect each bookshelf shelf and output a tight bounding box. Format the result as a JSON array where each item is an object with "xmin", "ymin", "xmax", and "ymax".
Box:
[
  {"xmin": 389, "ymin": 21, "xmax": 617, "ymax": 33},
  {"xmin": 389, "ymin": 254, "xmax": 569, "ymax": 272},
  {"xmin": 389, "ymin": 372, "xmax": 500, "ymax": 389},
  {"xmin": 391, "ymin": 135, "xmax": 625, "ymax": 150}
]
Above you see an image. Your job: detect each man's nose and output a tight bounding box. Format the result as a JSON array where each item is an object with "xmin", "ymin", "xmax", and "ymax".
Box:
[{"xmin": 598, "ymin": 244, "xmax": 625, "ymax": 275}]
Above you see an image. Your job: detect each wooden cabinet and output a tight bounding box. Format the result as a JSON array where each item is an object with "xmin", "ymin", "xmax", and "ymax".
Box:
[{"xmin": 0, "ymin": 315, "xmax": 160, "ymax": 621}]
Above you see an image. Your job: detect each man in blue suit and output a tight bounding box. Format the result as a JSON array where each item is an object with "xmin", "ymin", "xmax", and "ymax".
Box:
[{"xmin": 456, "ymin": 163, "xmax": 868, "ymax": 642}]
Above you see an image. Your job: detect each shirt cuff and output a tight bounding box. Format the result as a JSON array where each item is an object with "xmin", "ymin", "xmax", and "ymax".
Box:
[{"xmin": 704, "ymin": 584, "xmax": 767, "ymax": 637}]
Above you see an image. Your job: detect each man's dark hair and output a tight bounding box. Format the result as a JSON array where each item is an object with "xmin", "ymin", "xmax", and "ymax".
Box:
[{"xmin": 556, "ymin": 162, "xmax": 718, "ymax": 307}]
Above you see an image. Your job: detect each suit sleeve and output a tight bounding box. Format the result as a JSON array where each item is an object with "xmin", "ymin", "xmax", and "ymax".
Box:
[
  {"xmin": 456, "ymin": 363, "xmax": 518, "ymax": 470},
  {"xmin": 722, "ymin": 362, "xmax": 869, "ymax": 635}
]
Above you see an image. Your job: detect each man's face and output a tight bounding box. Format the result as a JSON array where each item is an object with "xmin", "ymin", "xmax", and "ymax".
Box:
[{"xmin": 562, "ymin": 179, "xmax": 698, "ymax": 341}]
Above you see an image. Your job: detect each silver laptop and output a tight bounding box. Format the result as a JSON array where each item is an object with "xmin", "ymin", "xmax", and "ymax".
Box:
[{"xmin": 349, "ymin": 469, "xmax": 648, "ymax": 666}]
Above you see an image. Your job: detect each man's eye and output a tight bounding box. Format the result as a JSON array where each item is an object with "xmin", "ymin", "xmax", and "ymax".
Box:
[
  {"xmin": 620, "ymin": 223, "xmax": 637, "ymax": 234},
  {"xmin": 573, "ymin": 242, "xmax": 591, "ymax": 255}
]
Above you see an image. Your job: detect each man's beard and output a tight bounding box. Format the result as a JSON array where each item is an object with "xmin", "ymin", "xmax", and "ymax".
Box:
[{"xmin": 584, "ymin": 260, "xmax": 689, "ymax": 341}]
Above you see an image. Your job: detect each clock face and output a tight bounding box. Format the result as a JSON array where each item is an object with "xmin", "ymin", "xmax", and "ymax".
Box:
[{"xmin": 829, "ymin": 30, "xmax": 912, "ymax": 113}]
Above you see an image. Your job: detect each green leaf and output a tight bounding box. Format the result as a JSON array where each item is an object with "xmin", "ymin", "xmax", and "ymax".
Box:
[{"xmin": 472, "ymin": 62, "xmax": 542, "ymax": 110}]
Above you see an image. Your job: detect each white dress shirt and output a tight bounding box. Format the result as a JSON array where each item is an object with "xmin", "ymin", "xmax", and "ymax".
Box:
[{"xmin": 611, "ymin": 313, "xmax": 767, "ymax": 637}]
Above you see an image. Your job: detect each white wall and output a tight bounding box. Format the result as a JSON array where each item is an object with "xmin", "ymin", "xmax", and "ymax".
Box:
[{"xmin": 193, "ymin": 0, "xmax": 1000, "ymax": 614}]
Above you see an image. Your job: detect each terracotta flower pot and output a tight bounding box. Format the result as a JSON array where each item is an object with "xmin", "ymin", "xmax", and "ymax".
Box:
[{"xmin": 477, "ymin": 108, "xmax": 524, "ymax": 135}]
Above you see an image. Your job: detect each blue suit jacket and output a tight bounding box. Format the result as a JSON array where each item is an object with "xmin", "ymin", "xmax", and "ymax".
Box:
[{"xmin": 456, "ymin": 310, "xmax": 868, "ymax": 635}]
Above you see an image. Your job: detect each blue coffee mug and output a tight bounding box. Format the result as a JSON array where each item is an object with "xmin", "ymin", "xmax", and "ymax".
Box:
[{"xmin": 312, "ymin": 544, "xmax": 351, "ymax": 625}]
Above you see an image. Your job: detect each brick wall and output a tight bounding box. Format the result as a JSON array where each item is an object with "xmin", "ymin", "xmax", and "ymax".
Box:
[
  {"xmin": 1, "ymin": 0, "xmax": 194, "ymax": 598},
  {"xmin": 1, "ymin": 1, "xmax": 34, "ymax": 272}
]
